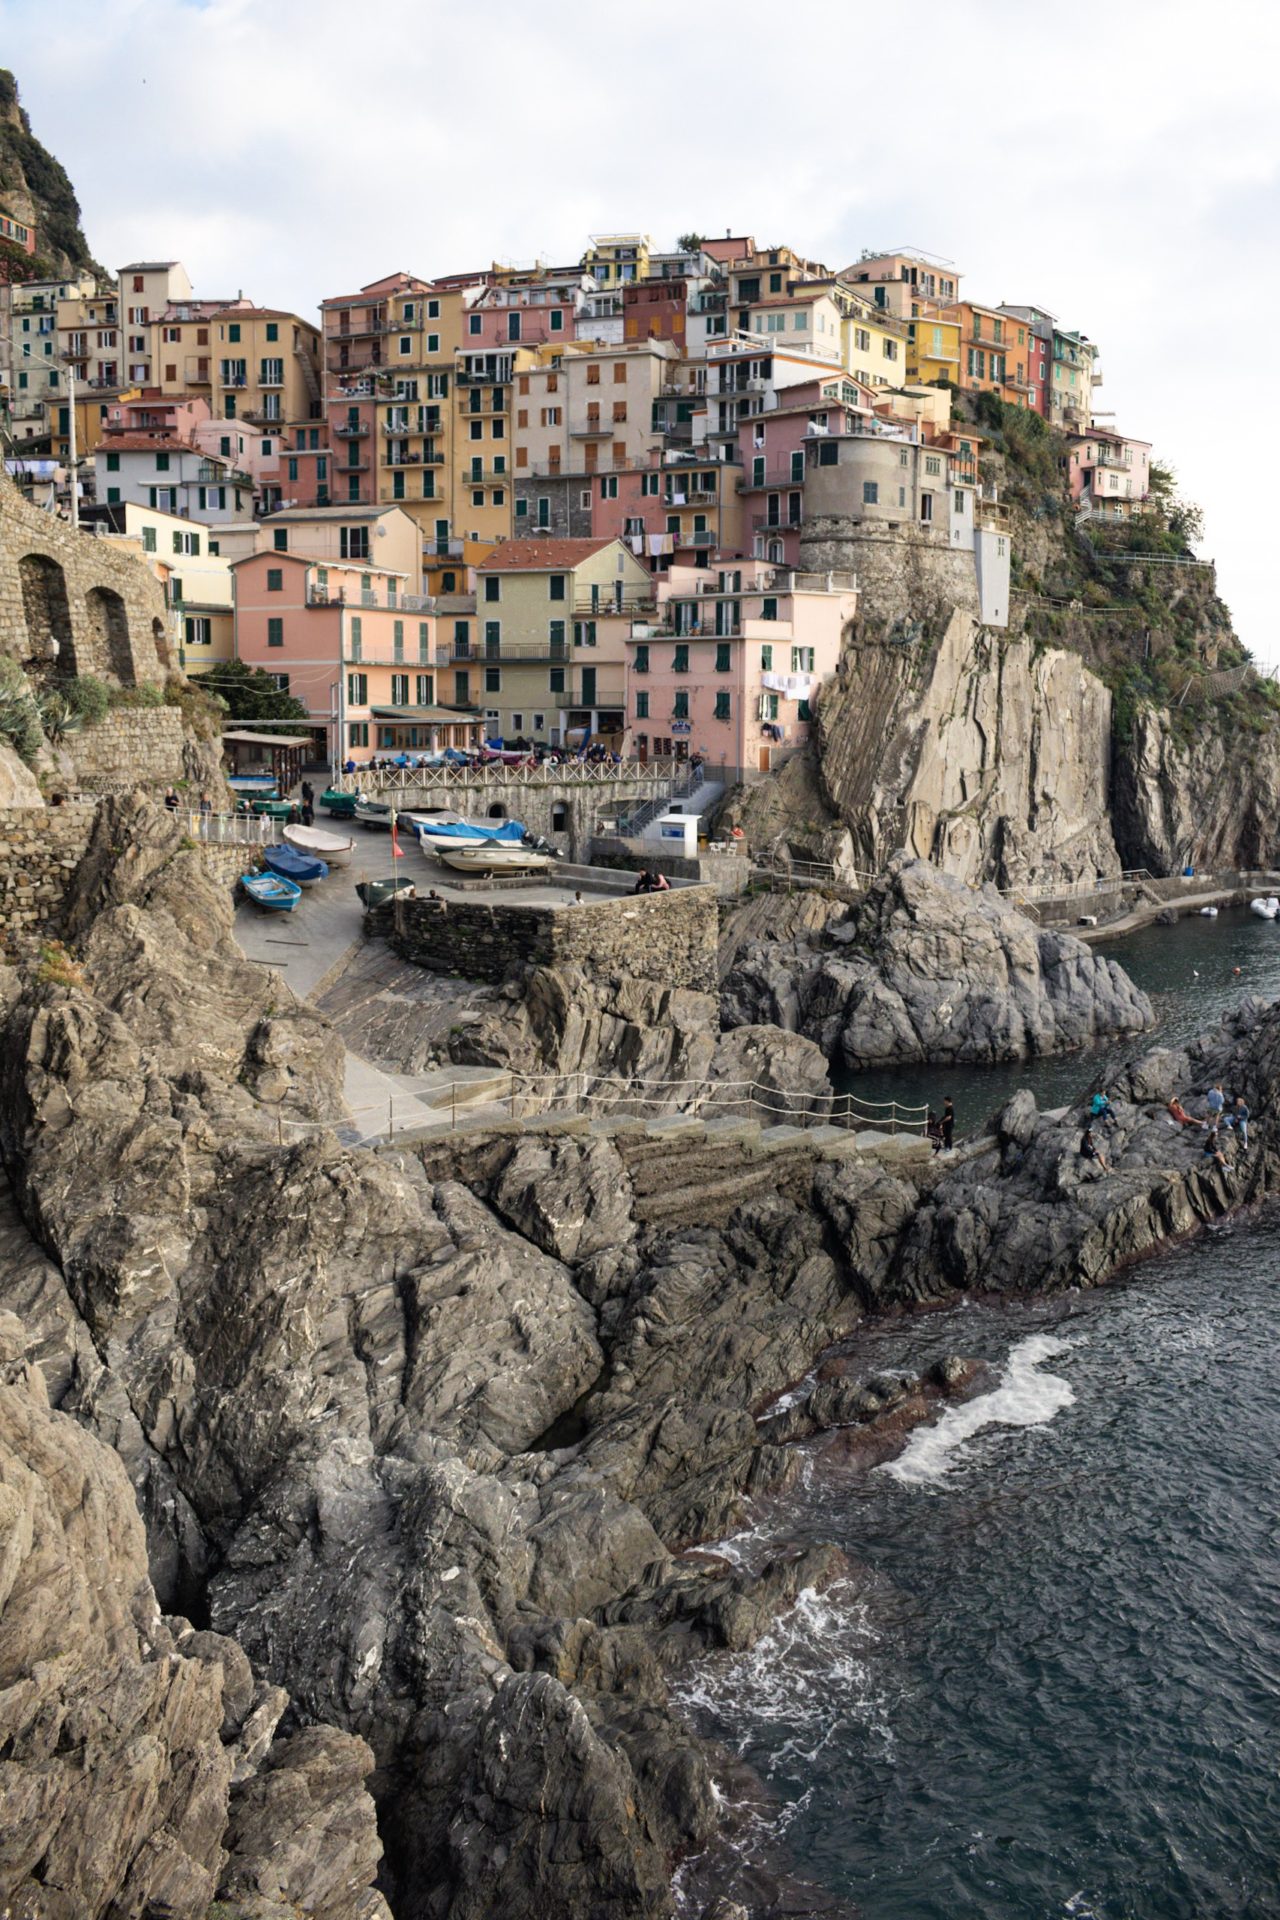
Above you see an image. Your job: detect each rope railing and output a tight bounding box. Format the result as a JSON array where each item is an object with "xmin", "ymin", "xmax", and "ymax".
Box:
[{"xmin": 256, "ymin": 1069, "xmax": 930, "ymax": 1147}]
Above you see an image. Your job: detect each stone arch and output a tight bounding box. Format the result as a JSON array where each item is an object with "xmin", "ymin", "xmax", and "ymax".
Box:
[
  {"xmin": 85, "ymin": 586, "xmax": 136, "ymax": 686},
  {"xmin": 487, "ymin": 802, "xmax": 507, "ymax": 819},
  {"xmin": 551, "ymin": 802, "xmax": 568, "ymax": 833},
  {"xmin": 19, "ymin": 553, "xmax": 75, "ymax": 673}
]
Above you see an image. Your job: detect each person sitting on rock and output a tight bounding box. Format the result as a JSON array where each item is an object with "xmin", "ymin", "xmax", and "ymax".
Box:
[
  {"xmin": 1225, "ymin": 1095, "xmax": 1250, "ymax": 1150},
  {"xmin": 633, "ymin": 870, "xmax": 654, "ymax": 894},
  {"xmin": 1090, "ymin": 1089, "xmax": 1119, "ymax": 1132},
  {"xmin": 1079, "ymin": 1124, "xmax": 1110, "ymax": 1175},
  {"xmin": 1167, "ymin": 1095, "xmax": 1202, "ymax": 1128}
]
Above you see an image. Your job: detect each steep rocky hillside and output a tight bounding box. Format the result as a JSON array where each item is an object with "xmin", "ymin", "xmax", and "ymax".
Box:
[
  {"xmin": 727, "ymin": 395, "xmax": 1280, "ymax": 884},
  {"xmin": 0, "ymin": 68, "xmax": 101, "ymax": 280}
]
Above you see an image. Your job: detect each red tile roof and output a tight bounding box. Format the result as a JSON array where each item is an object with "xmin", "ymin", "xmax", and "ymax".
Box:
[{"xmin": 477, "ymin": 537, "xmax": 617, "ymax": 571}]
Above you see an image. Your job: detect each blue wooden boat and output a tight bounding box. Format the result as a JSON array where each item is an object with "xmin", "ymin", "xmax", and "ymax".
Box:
[
  {"xmin": 241, "ymin": 870, "xmax": 301, "ymax": 912},
  {"xmin": 264, "ymin": 844, "xmax": 329, "ymax": 886}
]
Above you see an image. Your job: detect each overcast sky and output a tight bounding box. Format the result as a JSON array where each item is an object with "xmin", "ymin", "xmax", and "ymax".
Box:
[{"xmin": 5, "ymin": 0, "xmax": 1277, "ymax": 660}]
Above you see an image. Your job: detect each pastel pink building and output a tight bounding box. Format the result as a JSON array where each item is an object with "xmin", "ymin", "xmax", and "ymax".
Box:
[
  {"xmin": 1065, "ymin": 429, "xmax": 1152, "ymax": 519},
  {"xmin": 591, "ymin": 455, "xmax": 745, "ymax": 573},
  {"xmin": 736, "ymin": 380, "xmax": 872, "ymax": 565},
  {"xmin": 463, "ymin": 277, "xmax": 587, "ymax": 350},
  {"xmin": 627, "ymin": 558, "xmax": 857, "ymax": 783},
  {"xmin": 233, "ymin": 550, "xmax": 482, "ymax": 766}
]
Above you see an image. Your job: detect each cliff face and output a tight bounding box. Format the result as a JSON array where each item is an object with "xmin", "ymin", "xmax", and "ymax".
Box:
[
  {"xmin": 813, "ymin": 611, "xmax": 1120, "ymax": 888},
  {"xmin": 732, "ymin": 397, "xmax": 1279, "ymax": 885},
  {"xmin": 0, "ymin": 69, "xmax": 100, "ymax": 279}
]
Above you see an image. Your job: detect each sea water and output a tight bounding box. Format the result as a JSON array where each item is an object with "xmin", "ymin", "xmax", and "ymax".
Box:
[{"xmin": 673, "ymin": 1220, "xmax": 1280, "ymax": 1918}]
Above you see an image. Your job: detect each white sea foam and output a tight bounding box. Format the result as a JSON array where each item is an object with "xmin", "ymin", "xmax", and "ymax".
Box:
[
  {"xmin": 672, "ymin": 1581, "xmax": 892, "ymax": 1775},
  {"xmin": 880, "ymin": 1333, "xmax": 1076, "ymax": 1486}
]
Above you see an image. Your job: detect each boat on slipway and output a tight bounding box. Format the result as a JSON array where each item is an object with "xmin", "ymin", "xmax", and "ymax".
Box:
[
  {"xmin": 416, "ymin": 816, "xmax": 532, "ymax": 857},
  {"xmin": 263, "ymin": 844, "xmax": 329, "ymax": 887},
  {"xmin": 283, "ymin": 823, "xmax": 355, "ymax": 868},
  {"xmin": 1249, "ymin": 896, "xmax": 1279, "ymax": 919},
  {"xmin": 240, "ymin": 871, "xmax": 301, "ymax": 912},
  {"xmin": 435, "ymin": 841, "xmax": 555, "ymax": 875}
]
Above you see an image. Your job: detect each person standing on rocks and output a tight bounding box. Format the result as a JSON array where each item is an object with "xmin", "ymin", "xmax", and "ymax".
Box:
[
  {"xmin": 1230, "ymin": 1096, "xmax": 1250, "ymax": 1150},
  {"xmin": 1206, "ymin": 1083, "xmax": 1226, "ymax": 1125},
  {"xmin": 942, "ymin": 1097, "xmax": 955, "ymax": 1150}
]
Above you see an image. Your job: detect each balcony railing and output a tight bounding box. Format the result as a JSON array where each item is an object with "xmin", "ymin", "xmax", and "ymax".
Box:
[
  {"xmin": 570, "ymin": 420, "xmax": 613, "ymax": 437},
  {"xmin": 752, "ymin": 513, "xmax": 803, "ymax": 532},
  {"xmin": 334, "ymin": 420, "xmax": 370, "ymax": 438},
  {"xmin": 572, "ymin": 591, "xmax": 657, "ymax": 615},
  {"xmin": 738, "ymin": 467, "xmax": 807, "ymax": 491},
  {"xmin": 462, "ymin": 466, "xmax": 509, "ymax": 484},
  {"xmin": 423, "ymin": 537, "xmax": 465, "ymax": 558},
  {"xmin": 457, "ymin": 394, "xmax": 509, "ymax": 414},
  {"xmin": 327, "ymin": 350, "xmax": 385, "ymax": 374},
  {"xmin": 385, "ymin": 449, "xmax": 446, "ymax": 467}
]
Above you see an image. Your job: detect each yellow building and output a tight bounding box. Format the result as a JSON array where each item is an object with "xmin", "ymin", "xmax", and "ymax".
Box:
[
  {"xmin": 448, "ymin": 342, "xmax": 542, "ymax": 552},
  {"xmin": 906, "ymin": 312, "xmax": 962, "ymax": 386},
  {"xmin": 838, "ymin": 295, "xmax": 910, "ymax": 389},
  {"xmin": 583, "ymin": 234, "xmax": 653, "ymax": 289},
  {"xmin": 210, "ymin": 306, "xmax": 322, "ymax": 432},
  {"xmin": 468, "ymin": 535, "xmax": 653, "ymax": 745}
]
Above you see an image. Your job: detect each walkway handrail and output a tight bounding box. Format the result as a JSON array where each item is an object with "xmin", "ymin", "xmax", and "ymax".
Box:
[
  {"xmin": 180, "ymin": 808, "xmax": 283, "ymax": 846},
  {"xmin": 335, "ymin": 757, "xmax": 684, "ymax": 795}
]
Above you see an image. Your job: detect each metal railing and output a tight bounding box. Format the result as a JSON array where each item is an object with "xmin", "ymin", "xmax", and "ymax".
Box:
[
  {"xmin": 182, "ymin": 808, "xmax": 283, "ymax": 846},
  {"xmin": 493, "ymin": 1070, "xmax": 929, "ymax": 1136},
  {"xmin": 337, "ymin": 756, "xmax": 685, "ymax": 795}
]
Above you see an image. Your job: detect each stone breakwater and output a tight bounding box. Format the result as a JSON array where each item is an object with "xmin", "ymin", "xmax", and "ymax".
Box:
[
  {"xmin": 0, "ymin": 795, "xmax": 1274, "ymax": 1920},
  {"xmin": 722, "ymin": 857, "xmax": 1153, "ymax": 1067}
]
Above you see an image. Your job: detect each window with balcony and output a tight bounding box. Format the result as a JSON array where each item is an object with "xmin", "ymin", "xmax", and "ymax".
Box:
[
  {"xmin": 549, "ymin": 620, "xmax": 566, "ymax": 653},
  {"xmin": 483, "ymin": 620, "xmax": 500, "ymax": 657},
  {"xmin": 267, "ymin": 618, "xmax": 284, "ymax": 647},
  {"xmin": 260, "ymin": 358, "xmax": 284, "ymax": 386}
]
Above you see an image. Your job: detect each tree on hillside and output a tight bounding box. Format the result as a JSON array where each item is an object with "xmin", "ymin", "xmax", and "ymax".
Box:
[
  {"xmin": 1148, "ymin": 461, "xmax": 1205, "ymax": 547},
  {"xmin": 195, "ymin": 661, "xmax": 310, "ymax": 724},
  {"xmin": 676, "ymin": 233, "xmax": 705, "ymax": 252}
]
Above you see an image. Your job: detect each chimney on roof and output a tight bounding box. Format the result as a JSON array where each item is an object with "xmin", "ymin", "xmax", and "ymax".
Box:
[{"xmin": 725, "ymin": 229, "xmax": 731, "ymax": 238}]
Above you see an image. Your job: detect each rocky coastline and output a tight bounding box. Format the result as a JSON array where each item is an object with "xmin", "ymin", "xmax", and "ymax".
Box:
[
  {"xmin": 721, "ymin": 858, "xmax": 1154, "ymax": 1068},
  {"xmin": 2, "ymin": 796, "xmax": 1274, "ymax": 1920}
]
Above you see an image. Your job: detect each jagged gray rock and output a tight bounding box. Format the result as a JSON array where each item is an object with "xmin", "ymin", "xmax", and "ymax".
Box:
[{"xmin": 723, "ymin": 858, "xmax": 1153, "ymax": 1066}]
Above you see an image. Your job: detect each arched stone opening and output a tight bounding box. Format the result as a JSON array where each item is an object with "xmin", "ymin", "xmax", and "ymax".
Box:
[
  {"xmin": 487, "ymin": 803, "xmax": 507, "ymax": 819},
  {"xmin": 19, "ymin": 553, "xmax": 75, "ymax": 674},
  {"xmin": 551, "ymin": 802, "xmax": 568, "ymax": 833},
  {"xmin": 85, "ymin": 586, "xmax": 136, "ymax": 685}
]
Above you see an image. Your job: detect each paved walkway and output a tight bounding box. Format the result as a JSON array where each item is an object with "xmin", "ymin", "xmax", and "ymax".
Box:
[
  {"xmin": 234, "ymin": 860, "xmax": 511, "ymax": 1144},
  {"xmin": 1072, "ymin": 879, "xmax": 1280, "ymax": 944}
]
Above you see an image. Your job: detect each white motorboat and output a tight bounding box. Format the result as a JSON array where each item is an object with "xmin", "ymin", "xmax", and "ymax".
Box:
[
  {"xmin": 354, "ymin": 798, "xmax": 392, "ymax": 829},
  {"xmin": 435, "ymin": 841, "xmax": 555, "ymax": 875},
  {"xmin": 283, "ymin": 823, "xmax": 356, "ymax": 868},
  {"xmin": 1249, "ymin": 896, "xmax": 1279, "ymax": 919},
  {"xmin": 416, "ymin": 816, "xmax": 530, "ymax": 852}
]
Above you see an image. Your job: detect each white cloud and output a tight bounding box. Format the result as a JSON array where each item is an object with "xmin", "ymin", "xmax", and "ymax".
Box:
[{"xmin": 6, "ymin": 0, "xmax": 1279, "ymax": 654}]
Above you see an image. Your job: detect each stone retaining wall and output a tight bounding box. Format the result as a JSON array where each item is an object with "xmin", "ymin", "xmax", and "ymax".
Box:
[
  {"xmin": 589, "ymin": 836, "xmax": 752, "ymax": 897},
  {"xmin": 61, "ymin": 707, "xmax": 189, "ymax": 792},
  {"xmin": 391, "ymin": 882, "xmax": 718, "ymax": 990},
  {"xmin": 0, "ymin": 800, "xmax": 98, "ymax": 952}
]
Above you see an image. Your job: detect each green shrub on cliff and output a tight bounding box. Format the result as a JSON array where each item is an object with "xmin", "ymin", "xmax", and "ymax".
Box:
[{"xmin": 0, "ymin": 657, "xmax": 42, "ymax": 764}]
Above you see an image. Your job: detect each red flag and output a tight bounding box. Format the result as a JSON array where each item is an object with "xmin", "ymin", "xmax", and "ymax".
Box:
[{"xmin": 390, "ymin": 809, "xmax": 405, "ymax": 859}]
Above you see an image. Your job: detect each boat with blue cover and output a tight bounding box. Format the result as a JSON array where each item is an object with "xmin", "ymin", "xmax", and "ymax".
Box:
[
  {"xmin": 416, "ymin": 816, "xmax": 529, "ymax": 851},
  {"xmin": 264, "ymin": 844, "xmax": 329, "ymax": 886},
  {"xmin": 241, "ymin": 870, "xmax": 301, "ymax": 912}
]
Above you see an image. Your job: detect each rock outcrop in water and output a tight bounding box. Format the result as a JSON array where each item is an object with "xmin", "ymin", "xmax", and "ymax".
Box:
[
  {"xmin": 2, "ymin": 794, "xmax": 1275, "ymax": 1920},
  {"xmin": 722, "ymin": 859, "xmax": 1153, "ymax": 1067}
]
